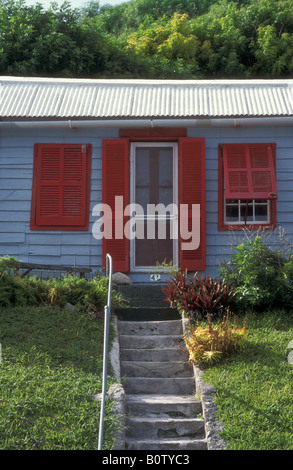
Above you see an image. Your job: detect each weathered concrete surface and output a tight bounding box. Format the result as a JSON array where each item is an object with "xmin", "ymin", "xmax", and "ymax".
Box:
[{"xmin": 117, "ymin": 315, "xmax": 207, "ymax": 450}]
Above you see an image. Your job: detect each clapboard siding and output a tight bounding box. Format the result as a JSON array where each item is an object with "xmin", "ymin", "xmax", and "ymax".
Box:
[{"xmin": 0, "ymin": 125, "xmax": 293, "ymax": 281}]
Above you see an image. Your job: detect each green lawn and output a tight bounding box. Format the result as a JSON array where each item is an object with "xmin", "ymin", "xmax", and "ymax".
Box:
[
  {"xmin": 202, "ymin": 310, "xmax": 293, "ymax": 450},
  {"xmin": 0, "ymin": 305, "xmax": 118, "ymax": 450}
]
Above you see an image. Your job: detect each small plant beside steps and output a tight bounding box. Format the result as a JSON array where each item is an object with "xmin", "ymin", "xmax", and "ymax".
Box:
[{"xmin": 162, "ymin": 270, "xmax": 247, "ymax": 367}]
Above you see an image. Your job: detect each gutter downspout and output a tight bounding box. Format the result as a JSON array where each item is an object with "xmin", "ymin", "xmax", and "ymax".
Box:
[{"xmin": 0, "ymin": 117, "xmax": 293, "ymax": 128}]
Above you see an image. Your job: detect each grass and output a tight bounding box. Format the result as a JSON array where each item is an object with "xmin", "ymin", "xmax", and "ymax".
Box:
[
  {"xmin": 202, "ymin": 309, "xmax": 293, "ymax": 450},
  {"xmin": 0, "ymin": 304, "xmax": 119, "ymax": 450}
]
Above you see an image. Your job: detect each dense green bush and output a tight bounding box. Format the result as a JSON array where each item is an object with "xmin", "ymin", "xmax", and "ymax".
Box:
[
  {"xmin": 219, "ymin": 235, "xmax": 293, "ymax": 310},
  {"xmin": 0, "ymin": 256, "xmax": 124, "ymax": 312}
]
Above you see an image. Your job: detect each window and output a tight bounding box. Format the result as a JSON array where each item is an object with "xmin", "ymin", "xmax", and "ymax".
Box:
[
  {"xmin": 224, "ymin": 197, "xmax": 270, "ymax": 225},
  {"xmin": 218, "ymin": 143, "xmax": 277, "ymax": 230},
  {"xmin": 30, "ymin": 143, "xmax": 92, "ymax": 230}
]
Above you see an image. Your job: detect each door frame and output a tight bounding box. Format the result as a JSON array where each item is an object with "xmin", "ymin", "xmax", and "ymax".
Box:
[{"xmin": 130, "ymin": 141, "xmax": 179, "ymax": 272}]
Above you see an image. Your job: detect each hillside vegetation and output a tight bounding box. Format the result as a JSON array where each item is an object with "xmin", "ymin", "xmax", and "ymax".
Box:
[{"xmin": 1, "ymin": 0, "xmax": 293, "ymax": 78}]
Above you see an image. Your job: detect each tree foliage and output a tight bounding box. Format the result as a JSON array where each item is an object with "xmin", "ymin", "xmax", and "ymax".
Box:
[{"xmin": 0, "ymin": 0, "xmax": 292, "ymax": 78}]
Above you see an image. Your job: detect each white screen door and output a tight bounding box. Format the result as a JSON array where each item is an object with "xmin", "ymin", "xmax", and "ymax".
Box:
[{"xmin": 130, "ymin": 142, "xmax": 178, "ymax": 271}]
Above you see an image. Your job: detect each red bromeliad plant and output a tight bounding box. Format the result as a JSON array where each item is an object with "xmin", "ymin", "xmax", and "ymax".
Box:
[
  {"xmin": 162, "ymin": 271, "xmax": 236, "ymax": 321},
  {"xmin": 161, "ymin": 269, "xmax": 192, "ymax": 309}
]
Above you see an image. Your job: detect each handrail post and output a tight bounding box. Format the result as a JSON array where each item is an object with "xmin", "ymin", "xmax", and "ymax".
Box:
[{"xmin": 98, "ymin": 254, "xmax": 113, "ymax": 450}]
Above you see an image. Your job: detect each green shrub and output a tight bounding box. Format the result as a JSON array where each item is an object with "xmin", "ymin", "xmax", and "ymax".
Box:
[
  {"xmin": 0, "ymin": 257, "xmax": 124, "ymax": 312},
  {"xmin": 0, "ymin": 272, "xmax": 38, "ymax": 306},
  {"xmin": 219, "ymin": 235, "xmax": 293, "ymax": 310}
]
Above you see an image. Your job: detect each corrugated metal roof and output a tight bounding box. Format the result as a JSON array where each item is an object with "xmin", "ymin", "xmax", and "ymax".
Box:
[{"xmin": 1, "ymin": 77, "xmax": 293, "ymax": 120}]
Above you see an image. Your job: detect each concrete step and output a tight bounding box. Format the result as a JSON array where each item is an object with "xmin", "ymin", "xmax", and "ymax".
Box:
[
  {"xmin": 117, "ymin": 285, "xmax": 168, "ymax": 308},
  {"xmin": 121, "ymin": 361, "xmax": 193, "ymax": 378},
  {"xmin": 126, "ymin": 438, "xmax": 207, "ymax": 451},
  {"xmin": 116, "ymin": 307, "xmax": 180, "ymax": 321},
  {"xmin": 125, "ymin": 416, "xmax": 205, "ymax": 440},
  {"xmin": 126, "ymin": 394, "xmax": 202, "ymax": 417},
  {"xmin": 118, "ymin": 319, "xmax": 183, "ymax": 336},
  {"xmin": 119, "ymin": 334, "xmax": 184, "ymax": 350},
  {"xmin": 120, "ymin": 348, "xmax": 187, "ymax": 362},
  {"xmin": 123, "ymin": 377, "xmax": 195, "ymax": 395}
]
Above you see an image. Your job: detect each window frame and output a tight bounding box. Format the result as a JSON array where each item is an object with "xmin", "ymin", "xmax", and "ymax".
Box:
[{"xmin": 218, "ymin": 143, "xmax": 277, "ymax": 231}]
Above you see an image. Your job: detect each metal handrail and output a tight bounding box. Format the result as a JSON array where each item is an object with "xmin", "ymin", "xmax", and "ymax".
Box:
[{"xmin": 98, "ymin": 253, "xmax": 113, "ymax": 450}]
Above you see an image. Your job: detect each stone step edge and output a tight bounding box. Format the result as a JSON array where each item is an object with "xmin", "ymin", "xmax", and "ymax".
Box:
[
  {"xmin": 125, "ymin": 438, "xmax": 208, "ymax": 451},
  {"xmin": 119, "ymin": 349, "xmax": 188, "ymax": 361},
  {"xmin": 125, "ymin": 416, "xmax": 205, "ymax": 424},
  {"xmin": 117, "ymin": 323, "xmax": 183, "ymax": 335},
  {"xmin": 125, "ymin": 437, "xmax": 208, "ymax": 444},
  {"xmin": 120, "ymin": 362, "xmax": 194, "ymax": 378},
  {"xmin": 120, "ymin": 361, "xmax": 193, "ymax": 369},
  {"xmin": 120, "ymin": 347, "xmax": 187, "ymax": 352},
  {"xmin": 119, "ymin": 334, "xmax": 184, "ymax": 340},
  {"xmin": 118, "ymin": 319, "xmax": 183, "ymax": 325},
  {"xmin": 126, "ymin": 394, "xmax": 200, "ymax": 403}
]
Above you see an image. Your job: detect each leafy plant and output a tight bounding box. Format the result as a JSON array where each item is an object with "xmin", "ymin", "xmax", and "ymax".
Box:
[
  {"xmin": 181, "ymin": 274, "xmax": 236, "ymax": 321},
  {"xmin": 162, "ymin": 269, "xmax": 191, "ymax": 308},
  {"xmin": 162, "ymin": 270, "xmax": 236, "ymax": 321},
  {"xmin": 219, "ymin": 235, "xmax": 293, "ymax": 310},
  {"xmin": 182, "ymin": 311, "xmax": 247, "ymax": 367}
]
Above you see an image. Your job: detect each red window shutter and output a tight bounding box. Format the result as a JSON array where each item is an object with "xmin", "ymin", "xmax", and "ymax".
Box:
[
  {"xmin": 223, "ymin": 144, "xmax": 277, "ymax": 200},
  {"xmin": 31, "ymin": 144, "xmax": 91, "ymax": 230},
  {"xmin": 178, "ymin": 138, "xmax": 206, "ymax": 271},
  {"xmin": 102, "ymin": 139, "xmax": 130, "ymax": 273}
]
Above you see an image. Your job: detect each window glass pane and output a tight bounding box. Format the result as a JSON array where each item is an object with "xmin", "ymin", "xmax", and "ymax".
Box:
[
  {"xmin": 158, "ymin": 149, "xmax": 173, "ymax": 187},
  {"xmin": 136, "ymin": 149, "xmax": 150, "ymax": 186},
  {"xmin": 255, "ymin": 204, "xmax": 269, "ymax": 221},
  {"xmin": 226, "ymin": 205, "xmax": 239, "ymax": 222},
  {"xmin": 159, "ymin": 187, "xmax": 173, "ymax": 207},
  {"xmin": 136, "ymin": 187, "xmax": 150, "ymax": 212},
  {"xmin": 240, "ymin": 204, "xmax": 253, "ymax": 222}
]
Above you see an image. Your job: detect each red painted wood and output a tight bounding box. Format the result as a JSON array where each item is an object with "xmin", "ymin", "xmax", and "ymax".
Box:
[
  {"xmin": 178, "ymin": 138, "xmax": 206, "ymax": 271},
  {"xmin": 31, "ymin": 144, "xmax": 91, "ymax": 230},
  {"xmin": 102, "ymin": 138, "xmax": 130, "ymax": 273},
  {"xmin": 119, "ymin": 128, "xmax": 187, "ymax": 139},
  {"xmin": 223, "ymin": 143, "xmax": 277, "ymax": 200}
]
